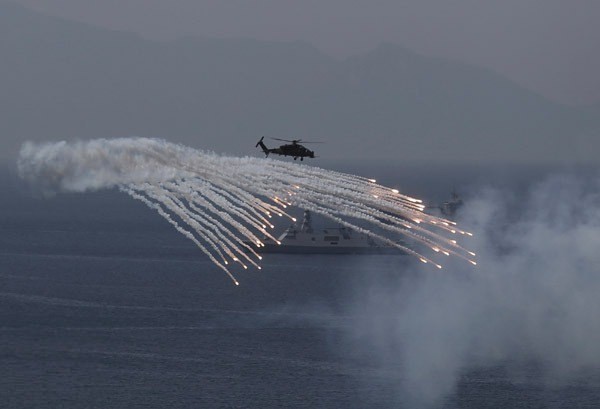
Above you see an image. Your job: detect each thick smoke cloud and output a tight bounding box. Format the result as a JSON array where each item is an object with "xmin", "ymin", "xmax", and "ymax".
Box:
[
  {"xmin": 348, "ymin": 174, "xmax": 600, "ymax": 407},
  {"xmin": 17, "ymin": 138, "xmax": 186, "ymax": 193}
]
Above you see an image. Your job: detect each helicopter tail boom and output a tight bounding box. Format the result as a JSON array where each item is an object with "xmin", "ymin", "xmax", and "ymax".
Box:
[{"xmin": 255, "ymin": 136, "xmax": 270, "ymax": 157}]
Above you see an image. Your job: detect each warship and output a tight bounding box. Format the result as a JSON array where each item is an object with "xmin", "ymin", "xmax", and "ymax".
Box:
[{"xmin": 248, "ymin": 210, "xmax": 406, "ymax": 254}]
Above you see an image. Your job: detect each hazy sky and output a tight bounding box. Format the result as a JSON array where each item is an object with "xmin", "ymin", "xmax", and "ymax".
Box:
[{"xmin": 12, "ymin": 0, "xmax": 600, "ymax": 105}]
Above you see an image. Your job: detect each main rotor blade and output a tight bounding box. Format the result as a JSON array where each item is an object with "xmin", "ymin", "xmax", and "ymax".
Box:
[{"xmin": 270, "ymin": 138, "xmax": 324, "ymax": 144}]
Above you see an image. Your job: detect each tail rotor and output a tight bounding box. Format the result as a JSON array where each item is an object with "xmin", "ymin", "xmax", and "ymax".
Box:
[{"xmin": 255, "ymin": 136, "xmax": 270, "ymax": 157}]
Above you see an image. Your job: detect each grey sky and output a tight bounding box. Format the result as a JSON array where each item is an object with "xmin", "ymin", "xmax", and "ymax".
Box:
[{"xmin": 12, "ymin": 0, "xmax": 600, "ymax": 105}]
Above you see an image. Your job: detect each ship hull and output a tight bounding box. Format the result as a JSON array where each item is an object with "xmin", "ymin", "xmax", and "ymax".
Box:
[{"xmin": 244, "ymin": 242, "xmax": 406, "ymax": 255}]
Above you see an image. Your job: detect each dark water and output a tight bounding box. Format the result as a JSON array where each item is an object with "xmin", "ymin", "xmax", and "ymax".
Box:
[{"xmin": 1, "ymin": 166, "xmax": 599, "ymax": 408}]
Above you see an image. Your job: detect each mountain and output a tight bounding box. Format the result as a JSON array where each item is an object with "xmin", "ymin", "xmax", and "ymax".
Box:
[{"xmin": 1, "ymin": 1, "xmax": 598, "ymax": 165}]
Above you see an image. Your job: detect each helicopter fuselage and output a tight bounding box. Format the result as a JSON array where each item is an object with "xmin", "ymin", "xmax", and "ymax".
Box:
[{"xmin": 256, "ymin": 137, "xmax": 315, "ymax": 160}]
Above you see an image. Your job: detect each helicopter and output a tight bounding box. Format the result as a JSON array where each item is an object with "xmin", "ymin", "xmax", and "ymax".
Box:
[{"xmin": 255, "ymin": 137, "xmax": 321, "ymax": 160}]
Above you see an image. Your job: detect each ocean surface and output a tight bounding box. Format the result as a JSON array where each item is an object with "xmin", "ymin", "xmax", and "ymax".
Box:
[{"xmin": 1, "ymin": 165, "xmax": 599, "ymax": 408}]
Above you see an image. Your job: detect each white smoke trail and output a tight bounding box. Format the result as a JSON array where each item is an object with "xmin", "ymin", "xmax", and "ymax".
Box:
[{"xmin": 18, "ymin": 137, "xmax": 475, "ymax": 283}]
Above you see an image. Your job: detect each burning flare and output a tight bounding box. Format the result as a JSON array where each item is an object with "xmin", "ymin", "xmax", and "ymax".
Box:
[{"xmin": 18, "ymin": 138, "xmax": 475, "ymax": 284}]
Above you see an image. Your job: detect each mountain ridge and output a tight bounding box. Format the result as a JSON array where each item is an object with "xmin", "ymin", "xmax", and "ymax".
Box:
[{"xmin": 1, "ymin": 1, "xmax": 597, "ymax": 165}]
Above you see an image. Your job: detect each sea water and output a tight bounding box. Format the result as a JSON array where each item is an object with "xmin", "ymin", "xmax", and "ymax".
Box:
[{"xmin": 1, "ymin": 165, "xmax": 599, "ymax": 408}]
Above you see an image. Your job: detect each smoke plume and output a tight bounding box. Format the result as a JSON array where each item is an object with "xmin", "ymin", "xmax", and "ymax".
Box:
[{"xmin": 348, "ymin": 174, "xmax": 600, "ymax": 406}]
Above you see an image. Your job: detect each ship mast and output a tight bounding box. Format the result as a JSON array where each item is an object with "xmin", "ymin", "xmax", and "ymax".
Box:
[{"xmin": 300, "ymin": 210, "xmax": 313, "ymax": 233}]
